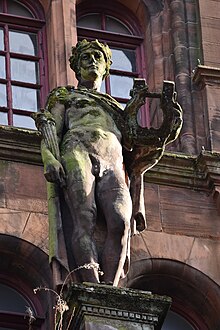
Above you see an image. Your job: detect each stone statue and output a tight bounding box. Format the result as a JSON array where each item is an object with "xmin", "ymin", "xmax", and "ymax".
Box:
[{"xmin": 33, "ymin": 39, "xmax": 182, "ymax": 287}]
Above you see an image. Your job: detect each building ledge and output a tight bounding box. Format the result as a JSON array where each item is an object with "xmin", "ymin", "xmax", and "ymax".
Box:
[
  {"xmin": 0, "ymin": 125, "xmax": 41, "ymax": 165},
  {"xmin": 0, "ymin": 125, "xmax": 220, "ymax": 200},
  {"xmin": 192, "ymin": 64, "xmax": 220, "ymax": 89},
  {"xmin": 145, "ymin": 150, "xmax": 220, "ymax": 191}
]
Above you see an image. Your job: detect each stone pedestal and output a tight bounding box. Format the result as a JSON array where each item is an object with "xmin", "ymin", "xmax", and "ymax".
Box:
[{"xmin": 63, "ymin": 283, "xmax": 171, "ymax": 330}]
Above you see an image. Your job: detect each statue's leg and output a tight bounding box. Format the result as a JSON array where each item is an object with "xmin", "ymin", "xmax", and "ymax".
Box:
[
  {"xmin": 62, "ymin": 150, "xmax": 99, "ymax": 283},
  {"xmin": 97, "ymin": 169, "xmax": 132, "ymax": 286}
]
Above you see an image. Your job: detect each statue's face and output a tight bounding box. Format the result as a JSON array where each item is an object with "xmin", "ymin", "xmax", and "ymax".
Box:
[{"xmin": 79, "ymin": 48, "xmax": 107, "ymax": 82}]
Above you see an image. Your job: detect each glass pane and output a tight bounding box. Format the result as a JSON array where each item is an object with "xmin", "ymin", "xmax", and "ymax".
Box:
[
  {"xmin": 0, "ymin": 283, "xmax": 28, "ymax": 313},
  {"xmin": 0, "ymin": 84, "xmax": 7, "ymax": 106},
  {"xmin": 12, "ymin": 86, "xmax": 39, "ymax": 111},
  {"xmin": 110, "ymin": 75, "xmax": 134, "ymax": 99},
  {"xmin": 13, "ymin": 114, "xmax": 36, "ymax": 129},
  {"xmin": 11, "ymin": 59, "xmax": 38, "ymax": 83},
  {"xmin": 0, "ymin": 0, "xmax": 3, "ymax": 12},
  {"xmin": 0, "ymin": 56, "xmax": 5, "ymax": 78},
  {"xmin": 8, "ymin": 0, "xmax": 34, "ymax": 18},
  {"xmin": 162, "ymin": 311, "xmax": 195, "ymax": 330},
  {"xmin": 100, "ymin": 80, "xmax": 106, "ymax": 93},
  {"xmin": 106, "ymin": 16, "xmax": 132, "ymax": 35},
  {"xmin": 77, "ymin": 14, "xmax": 101, "ymax": 30},
  {"xmin": 111, "ymin": 48, "xmax": 136, "ymax": 72},
  {"xmin": 0, "ymin": 28, "xmax": 4, "ymax": 50},
  {"xmin": 9, "ymin": 31, "xmax": 37, "ymax": 55},
  {"xmin": 0, "ymin": 112, "xmax": 8, "ymax": 125}
]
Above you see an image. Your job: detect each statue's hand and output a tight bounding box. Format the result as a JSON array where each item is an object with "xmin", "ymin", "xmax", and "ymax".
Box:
[
  {"xmin": 130, "ymin": 79, "xmax": 148, "ymax": 106},
  {"xmin": 44, "ymin": 159, "xmax": 66, "ymax": 186}
]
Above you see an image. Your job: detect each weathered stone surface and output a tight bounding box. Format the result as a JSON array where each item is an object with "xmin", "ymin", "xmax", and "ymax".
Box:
[
  {"xmin": 5, "ymin": 162, "xmax": 46, "ymax": 198},
  {"xmin": 188, "ymin": 238, "xmax": 220, "ymax": 285},
  {"xmin": 3, "ymin": 161, "xmax": 48, "ymax": 213},
  {"xmin": 6, "ymin": 196, "xmax": 47, "ymax": 214},
  {"xmin": 0, "ymin": 208, "xmax": 29, "ymax": 237},
  {"xmin": 0, "ymin": 126, "xmax": 41, "ymax": 164},
  {"xmin": 131, "ymin": 231, "xmax": 194, "ymax": 263},
  {"xmin": 21, "ymin": 212, "xmax": 49, "ymax": 253},
  {"xmin": 47, "ymin": 0, "xmax": 77, "ymax": 88},
  {"xmin": 130, "ymin": 233, "xmax": 151, "ymax": 261},
  {"xmin": 144, "ymin": 183, "xmax": 162, "ymax": 232},
  {"xmin": 199, "ymin": 0, "xmax": 220, "ymax": 19},
  {"xmin": 64, "ymin": 283, "xmax": 171, "ymax": 330},
  {"xmin": 145, "ymin": 184, "xmax": 220, "ymax": 238},
  {"xmin": 0, "ymin": 208, "xmax": 49, "ymax": 252}
]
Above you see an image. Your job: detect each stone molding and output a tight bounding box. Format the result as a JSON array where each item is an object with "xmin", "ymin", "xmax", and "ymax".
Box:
[
  {"xmin": 0, "ymin": 125, "xmax": 220, "ymax": 192},
  {"xmin": 192, "ymin": 65, "xmax": 220, "ymax": 89},
  {"xmin": 145, "ymin": 150, "xmax": 220, "ymax": 213},
  {"xmin": 145, "ymin": 151, "xmax": 220, "ymax": 190},
  {"xmin": 0, "ymin": 125, "xmax": 41, "ymax": 164},
  {"xmin": 64, "ymin": 282, "xmax": 171, "ymax": 329},
  {"xmin": 80, "ymin": 304, "xmax": 159, "ymax": 324}
]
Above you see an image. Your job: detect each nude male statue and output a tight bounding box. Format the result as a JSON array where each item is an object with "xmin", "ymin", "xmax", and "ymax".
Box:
[
  {"xmin": 41, "ymin": 40, "xmax": 132, "ymax": 286},
  {"xmin": 34, "ymin": 39, "xmax": 182, "ymax": 288}
]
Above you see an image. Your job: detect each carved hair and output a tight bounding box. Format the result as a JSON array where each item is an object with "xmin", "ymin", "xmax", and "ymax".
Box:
[{"xmin": 69, "ymin": 39, "xmax": 112, "ymax": 80}]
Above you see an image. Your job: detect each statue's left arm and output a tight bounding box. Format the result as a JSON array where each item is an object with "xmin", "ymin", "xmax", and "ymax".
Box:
[{"xmin": 122, "ymin": 79, "xmax": 183, "ymax": 233}]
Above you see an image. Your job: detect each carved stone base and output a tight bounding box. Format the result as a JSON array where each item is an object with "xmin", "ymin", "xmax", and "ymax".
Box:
[{"xmin": 63, "ymin": 283, "xmax": 171, "ymax": 330}]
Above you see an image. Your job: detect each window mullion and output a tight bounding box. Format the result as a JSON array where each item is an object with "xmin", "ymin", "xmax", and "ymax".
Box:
[
  {"xmin": 38, "ymin": 30, "xmax": 44, "ymax": 109},
  {"xmin": 105, "ymin": 76, "xmax": 111, "ymax": 95},
  {"xmin": 101, "ymin": 12, "xmax": 105, "ymax": 30},
  {"xmin": 10, "ymin": 52, "xmax": 40, "ymax": 61},
  {"xmin": 4, "ymin": 24, "xmax": 13, "ymax": 125},
  {"xmin": 2, "ymin": 0, "xmax": 6, "ymax": 13}
]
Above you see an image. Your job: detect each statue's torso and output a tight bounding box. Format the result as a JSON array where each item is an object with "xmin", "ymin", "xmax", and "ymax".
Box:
[{"xmin": 60, "ymin": 91, "xmax": 123, "ymax": 161}]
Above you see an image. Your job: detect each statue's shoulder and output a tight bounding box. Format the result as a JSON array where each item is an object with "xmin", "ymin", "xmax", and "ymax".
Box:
[{"xmin": 46, "ymin": 85, "xmax": 75, "ymax": 111}]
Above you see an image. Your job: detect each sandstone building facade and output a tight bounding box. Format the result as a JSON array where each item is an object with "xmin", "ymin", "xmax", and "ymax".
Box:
[{"xmin": 0, "ymin": 0, "xmax": 220, "ymax": 329}]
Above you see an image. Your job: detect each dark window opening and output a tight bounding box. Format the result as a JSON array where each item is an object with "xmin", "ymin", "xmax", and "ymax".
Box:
[
  {"xmin": 162, "ymin": 310, "xmax": 195, "ymax": 330},
  {"xmin": 0, "ymin": 282, "xmax": 44, "ymax": 329}
]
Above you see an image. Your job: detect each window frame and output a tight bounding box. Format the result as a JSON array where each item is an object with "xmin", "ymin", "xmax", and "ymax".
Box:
[
  {"xmin": 0, "ymin": 275, "xmax": 45, "ymax": 330},
  {"xmin": 76, "ymin": 1, "xmax": 149, "ymax": 125},
  {"xmin": 0, "ymin": 311, "xmax": 44, "ymax": 330},
  {"xmin": 0, "ymin": 0, "xmax": 48, "ymax": 128}
]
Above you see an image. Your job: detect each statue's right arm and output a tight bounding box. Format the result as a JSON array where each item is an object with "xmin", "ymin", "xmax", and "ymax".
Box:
[{"xmin": 41, "ymin": 102, "xmax": 66, "ymax": 185}]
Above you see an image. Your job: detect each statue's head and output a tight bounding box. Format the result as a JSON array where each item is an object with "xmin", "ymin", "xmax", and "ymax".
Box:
[{"xmin": 69, "ymin": 39, "xmax": 112, "ymax": 81}]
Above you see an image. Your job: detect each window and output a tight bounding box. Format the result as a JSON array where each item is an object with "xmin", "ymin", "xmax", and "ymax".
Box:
[
  {"xmin": 162, "ymin": 311, "xmax": 195, "ymax": 330},
  {"xmin": 0, "ymin": 0, "xmax": 47, "ymax": 129},
  {"xmin": 0, "ymin": 283, "xmax": 44, "ymax": 329},
  {"xmin": 77, "ymin": 2, "xmax": 148, "ymax": 124}
]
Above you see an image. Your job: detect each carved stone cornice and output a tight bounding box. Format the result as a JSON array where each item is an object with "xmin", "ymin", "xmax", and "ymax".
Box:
[
  {"xmin": 0, "ymin": 125, "xmax": 41, "ymax": 164},
  {"xmin": 145, "ymin": 151, "xmax": 220, "ymax": 190},
  {"xmin": 64, "ymin": 283, "xmax": 171, "ymax": 329},
  {"xmin": 145, "ymin": 150, "xmax": 220, "ymax": 212},
  {"xmin": 192, "ymin": 65, "xmax": 220, "ymax": 90},
  {"xmin": 0, "ymin": 125, "xmax": 219, "ymax": 195}
]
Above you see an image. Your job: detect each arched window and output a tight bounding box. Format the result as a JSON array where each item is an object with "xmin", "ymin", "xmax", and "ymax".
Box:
[
  {"xmin": 0, "ymin": 235, "xmax": 53, "ymax": 330},
  {"xmin": 77, "ymin": 1, "xmax": 149, "ymax": 125},
  {"xmin": 162, "ymin": 310, "xmax": 195, "ymax": 330},
  {"xmin": 0, "ymin": 0, "xmax": 47, "ymax": 129},
  {"xmin": 126, "ymin": 259, "xmax": 220, "ymax": 329},
  {"xmin": 0, "ymin": 282, "xmax": 44, "ymax": 329}
]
